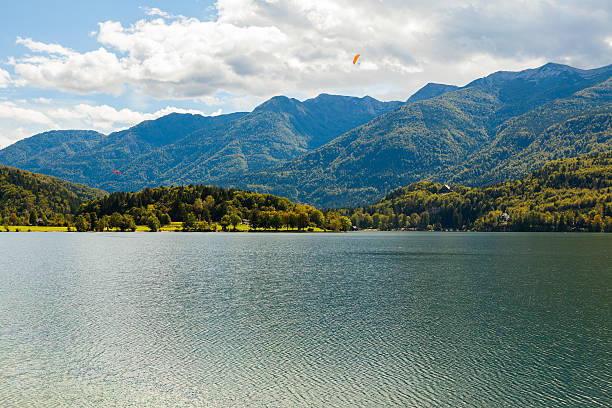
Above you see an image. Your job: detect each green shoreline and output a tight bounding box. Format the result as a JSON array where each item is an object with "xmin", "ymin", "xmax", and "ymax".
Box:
[{"xmin": 1, "ymin": 225, "xmax": 609, "ymax": 233}]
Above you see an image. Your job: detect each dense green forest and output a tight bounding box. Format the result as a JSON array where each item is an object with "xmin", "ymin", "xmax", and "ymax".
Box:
[
  {"xmin": 343, "ymin": 151, "xmax": 612, "ymax": 232},
  {"xmin": 0, "ymin": 165, "xmax": 106, "ymax": 227},
  {"xmin": 76, "ymin": 185, "xmax": 351, "ymax": 232}
]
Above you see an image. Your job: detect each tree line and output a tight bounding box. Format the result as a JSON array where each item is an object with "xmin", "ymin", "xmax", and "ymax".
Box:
[{"xmin": 75, "ymin": 185, "xmax": 351, "ymax": 232}]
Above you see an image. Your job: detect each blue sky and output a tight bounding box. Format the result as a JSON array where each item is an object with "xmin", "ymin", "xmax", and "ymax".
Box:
[{"xmin": 0, "ymin": 0, "xmax": 611, "ymax": 147}]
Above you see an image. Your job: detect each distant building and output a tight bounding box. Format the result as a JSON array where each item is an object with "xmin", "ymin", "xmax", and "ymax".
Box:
[{"xmin": 500, "ymin": 212, "xmax": 510, "ymax": 222}]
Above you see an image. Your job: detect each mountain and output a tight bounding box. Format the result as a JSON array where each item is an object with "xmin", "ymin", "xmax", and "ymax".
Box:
[
  {"xmin": 2, "ymin": 63, "xmax": 612, "ymax": 209},
  {"xmin": 406, "ymin": 83, "xmax": 459, "ymax": 102},
  {"xmin": 232, "ymin": 63, "xmax": 612, "ymax": 207},
  {"xmin": 0, "ymin": 165, "xmax": 106, "ymax": 225},
  {"xmin": 0, "ymin": 94, "xmax": 402, "ymax": 192},
  {"xmin": 344, "ymin": 150, "xmax": 612, "ymax": 232}
]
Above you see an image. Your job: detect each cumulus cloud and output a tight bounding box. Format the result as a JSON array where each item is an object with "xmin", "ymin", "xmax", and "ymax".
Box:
[
  {"xmin": 10, "ymin": 0, "xmax": 610, "ymax": 101},
  {"xmin": 16, "ymin": 37, "xmax": 73, "ymax": 56},
  {"xmin": 0, "ymin": 101, "xmax": 56, "ymax": 126},
  {"xmin": 48, "ymin": 103, "xmax": 211, "ymax": 130},
  {"xmin": 4, "ymin": 0, "xmax": 612, "ymax": 104},
  {"xmin": 0, "ymin": 68, "xmax": 11, "ymax": 88}
]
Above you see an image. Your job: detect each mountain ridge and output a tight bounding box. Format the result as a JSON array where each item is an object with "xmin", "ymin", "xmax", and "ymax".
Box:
[
  {"xmin": 0, "ymin": 94, "xmax": 402, "ymax": 192},
  {"xmin": 227, "ymin": 63, "xmax": 612, "ymax": 207}
]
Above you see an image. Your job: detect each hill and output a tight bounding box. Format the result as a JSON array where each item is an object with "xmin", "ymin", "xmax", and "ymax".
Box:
[
  {"xmin": 233, "ymin": 63, "xmax": 612, "ymax": 207},
  {"xmin": 0, "ymin": 94, "xmax": 402, "ymax": 192},
  {"xmin": 342, "ymin": 151, "xmax": 612, "ymax": 232},
  {"xmin": 0, "ymin": 165, "xmax": 106, "ymax": 226},
  {"xmin": 76, "ymin": 184, "xmax": 350, "ymax": 232}
]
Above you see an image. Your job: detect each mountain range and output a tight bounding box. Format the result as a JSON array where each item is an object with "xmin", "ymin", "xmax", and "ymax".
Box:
[{"xmin": 1, "ymin": 62, "xmax": 611, "ymax": 208}]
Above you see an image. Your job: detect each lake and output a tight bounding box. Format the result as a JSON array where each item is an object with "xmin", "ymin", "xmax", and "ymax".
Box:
[{"xmin": 0, "ymin": 232, "xmax": 610, "ymax": 407}]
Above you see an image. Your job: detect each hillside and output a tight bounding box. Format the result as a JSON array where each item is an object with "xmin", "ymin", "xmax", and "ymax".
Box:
[
  {"xmin": 0, "ymin": 165, "xmax": 106, "ymax": 226},
  {"xmin": 0, "ymin": 94, "xmax": 402, "ymax": 192},
  {"xmin": 343, "ymin": 151, "xmax": 612, "ymax": 232},
  {"xmin": 233, "ymin": 63, "xmax": 612, "ymax": 207}
]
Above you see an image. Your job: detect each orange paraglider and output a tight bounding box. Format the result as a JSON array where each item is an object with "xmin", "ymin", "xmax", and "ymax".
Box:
[
  {"xmin": 111, "ymin": 170, "xmax": 122, "ymax": 175},
  {"xmin": 353, "ymin": 54, "xmax": 361, "ymax": 64}
]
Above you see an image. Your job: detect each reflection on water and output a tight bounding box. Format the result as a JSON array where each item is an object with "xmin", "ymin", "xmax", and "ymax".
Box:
[{"xmin": 0, "ymin": 232, "xmax": 610, "ymax": 407}]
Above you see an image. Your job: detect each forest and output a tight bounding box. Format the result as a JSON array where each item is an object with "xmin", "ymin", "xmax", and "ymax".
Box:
[
  {"xmin": 2, "ymin": 151, "xmax": 611, "ymax": 233},
  {"xmin": 75, "ymin": 185, "xmax": 351, "ymax": 232},
  {"xmin": 0, "ymin": 165, "xmax": 105, "ymax": 227},
  {"xmin": 342, "ymin": 151, "xmax": 612, "ymax": 232}
]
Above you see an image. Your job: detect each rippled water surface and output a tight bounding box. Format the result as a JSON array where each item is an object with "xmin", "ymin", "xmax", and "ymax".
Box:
[{"xmin": 0, "ymin": 232, "xmax": 610, "ymax": 407}]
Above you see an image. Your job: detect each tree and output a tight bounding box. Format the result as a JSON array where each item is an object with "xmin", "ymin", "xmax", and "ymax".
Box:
[
  {"xmin": 249, "ymin": 209, "xmax": 261, "ymax": 230},
  {"xmin": 297, "ymin": 212, "xmax": 309, "ymax": 230},
  {"xmin": 159, "ymin": 213, "xmax": 171, "ymax": 226},
  {"xmin": 230, "ymin": 213, "xmax": 242, "ymax": 231},
  {"xmin": 98, "ymin": 215, "xmax": 109, "ymax": 232},
  {"xmin": 193, "ymin": 198, "xmax": 204, "ymax": 220},
  {"xmin": 220, "ymin": 214, "xmax": 231, "ymax": 231},
  {"xmin": 340, "ymin": 216, "xmax": 352, "ymax": 231},
  {"xmin": 271, "ymin": 212, "xmax": 283, "ymax": 230},
  {"xmin": 74, "ymin": 214, "xmax": 89, "ymax": 232},
  {"xmin": 89, "ymin": 213, "xmax": 98, "ymax": 232},
  {"xmin": 147, "ymin": 215, "xmax": 161, "ymax": 232},
  {"xmin": 183, "ymin": 213, "xmax": 196, "ymax": 231},
  {"xmin": 110, "ymin": 212, "xmax": 123, "ymax": 231},
  {"xmin": 309, "ymin": 209, "xmax": 324, "ymax": 228},
  {"xmin": 120, "ymin": 214, "xmax": 136, "ymax": 231},
  {"xmin": 204, "ymin": 195, "xmax": 215, "ymax": 209},
  {"xmin": 29, "ymin": 210, "xmax": 38, "ymax": 226},
  {"xmin": 592, "ymin": 214, "xmax": 603, "ymax": 232}
]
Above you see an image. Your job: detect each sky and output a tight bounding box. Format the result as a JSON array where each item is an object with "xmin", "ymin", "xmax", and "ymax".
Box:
[{"xmin": 0, "ymin": 0, "xmax": 611, "ymax": 147}]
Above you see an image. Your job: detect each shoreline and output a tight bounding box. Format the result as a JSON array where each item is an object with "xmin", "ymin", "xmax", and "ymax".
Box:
[{"xmin": 1, "ymin": 226, "xmax": 609, "ymax": 234}]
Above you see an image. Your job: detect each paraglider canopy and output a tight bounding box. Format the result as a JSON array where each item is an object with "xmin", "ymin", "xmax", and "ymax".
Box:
[
  {"xmin": 111, "ymin": 170, "xmax": 122, "ymax": 175},
  {"xmin": 353, "ymin": 54, "xmax": 361, "ymax": 64}
]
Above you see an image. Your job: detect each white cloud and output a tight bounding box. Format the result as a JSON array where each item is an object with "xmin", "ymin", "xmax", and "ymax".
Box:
[
  {"xmin": 0, "ymin": 127, "xmax": 31, "ymax": 149},
  {"xmin": 0, "ymin": 68, "xmax": 11, "ymax": 88},
  {"xmin": 13, "ymin": 46, "xmax": 126, "ymax": 94},
  {"xmin": 6, "ymin": 0, "xmax": 612, "ymax": 103},
  {"xmin": 16, "ymin": 37, "xmax": 73, "ymax": 56},
  {"xmin": 0, "ymin": 101, "xmax": 56, "ymax": 126},
  {"xmin": 48, "ymin": 103, "xmax": 211, "ymax": 130},
  {"xmin": 142, "ymin": 7, "xmax": 172, "ymax": 18}
]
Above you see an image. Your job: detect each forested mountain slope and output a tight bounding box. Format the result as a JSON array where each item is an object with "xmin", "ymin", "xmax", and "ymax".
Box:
[
  {"xmin": 233, "ymin": 63, "xmax": 612, "ymax": 207},
  {"xmin": 0, "ymin": 95, "xmax": 401, "ymax": 192},
  {"xmin": 0, "ymin": 165, "xmax": 106, "ymax": 226},
  {"xmin": 344, "ymin": 151, "xmax": 612, "ymax": 232}
]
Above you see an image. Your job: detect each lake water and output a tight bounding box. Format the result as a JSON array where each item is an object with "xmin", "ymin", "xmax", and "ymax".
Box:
[{"xmin": 0, "ymin": 232, "xmax": 610, "ymax": 407}]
